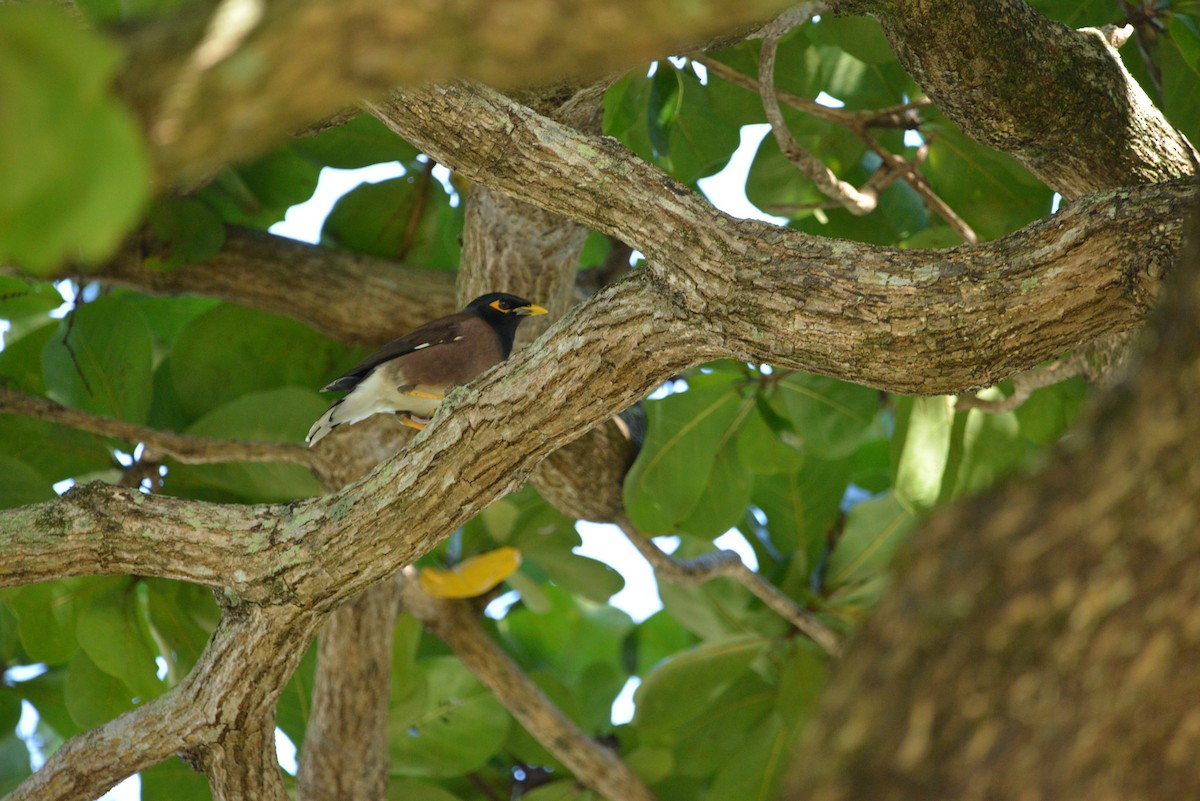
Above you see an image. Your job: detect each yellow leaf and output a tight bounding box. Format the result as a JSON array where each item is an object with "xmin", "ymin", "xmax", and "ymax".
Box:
[{"xmin": 419, "ymin": 547, "xmax": 522, "ymax": 599}]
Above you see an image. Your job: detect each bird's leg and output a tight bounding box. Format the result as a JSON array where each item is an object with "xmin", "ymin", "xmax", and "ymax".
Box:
[
  {"xmin": 401, "ymin": 415, "xmax": 429, "ymax": 431},
  {"xmin": 402, "ymin": 390, "xmax": 445, "ymax": 400}
]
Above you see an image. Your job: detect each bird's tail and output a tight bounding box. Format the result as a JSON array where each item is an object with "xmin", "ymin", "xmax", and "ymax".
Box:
[{"xmin": 305, "ymin": 400, "xmax": 344, "ymax": 447}]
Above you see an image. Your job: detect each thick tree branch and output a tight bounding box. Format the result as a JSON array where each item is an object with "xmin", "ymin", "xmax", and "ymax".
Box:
[
  {"xmin": 369, "ymin": 83, "xmax": 1193, "ymax": 392},
  {"xmin": 782, "ymin": 209, "xmax": 1200, "ymax": 801},
  {"xmin": 855, "ymin": 0, "xmax": 1198, "ymax": 197},
  {"xmin": 114, "ymin": 0, "xmax": 798, "ymax": 183},
  {"xmin": 99, "ymin": 226, "xmax": 457, "ymax": 345},
  {"xmin": 396, "ymin": 571, "xmax": 657, "ymax": 801},
  {"xmin": 0, "ymin": 386, "xmax": 322, "ymax": 468},
  {"xmin": 11, "ymin": 604, "xmax": 316, "ymax": 801},
  {"xmin": 297, "ymin": 584, "xmax": 401, "ymax": 801}
]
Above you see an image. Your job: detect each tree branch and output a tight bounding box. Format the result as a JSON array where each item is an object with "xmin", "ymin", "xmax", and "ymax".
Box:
[
  {"xmin": 0, "ymin": 386, "xmax": 322, "ymax": 469},
  {"xmin": 368, "ymin": 83, "xmax": 1193, "ymax": 392},
  {"xmin": 114, "ymin": 0, "xmax": 800, "ymax": 183},
  {"xmin": 99, "ymin": 226, "xmax": 458, "ymax": 345},
  {"xmin": 857, "ymin": 0, "xmax": 1198, "ymax": 197},
  {"xmin": 396, "ymin": 570, "xmax": 658, "ymax": 801}
]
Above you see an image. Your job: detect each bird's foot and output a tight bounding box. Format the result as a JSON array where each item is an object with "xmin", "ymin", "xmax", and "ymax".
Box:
[
  {"xmin": 403, "ymin": 389, "xmax": 445, "ymax": 401},
  {"xmin": 401, "ymin": 414, "xmax": 430, "ymax": 431}
]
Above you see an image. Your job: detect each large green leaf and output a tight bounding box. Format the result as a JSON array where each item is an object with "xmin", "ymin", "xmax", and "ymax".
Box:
[
  {"xmin": 75, "ymin": 577, "xmax": 165, "ymax": 701},
  {"xmin": 389, "ymin": 656, "xmax": 510, "ymax": 777},
  {"xmin": 0, "ymin": 276, "xmax": 62, "ymax": 326},
  {"xmin": 633, "ymin": 634, "xmax": 768, "ymax": 737},
  {"xmin": 775, "ymin": 373, "xmax": 877, "ymax": 459},
  {"xmin": 677, "ymin": 436, "xmax": 755, "ymax": 540},
  {"xmin": 1013, "ymin": 376, "xmax": 1088, "ymax": 446},
  {"xmin": 3, "ymin": 581, "xmax": 81, "ymax": 664},
  {"xmin": 144, "ymin": 579, "xmax": 218, "ymax": 682},
  {"xmin": 624, "ymin": 374, "xmax": 746, "ymax": 534},
  {"xmin": 169, "ymin": 304, "xmax": 346, "ymax": 420},
  {"xmin": 0, "ymin": 728, "xmax": 31, "ymax": 796},
  {"xmin": 386, "ymin": 778, "xmax": 467, "ymax": 801},
  {"xmin": 42, "ymin": 296, "xmax": 154, "ymax": 423},
  {"xmin": 141, "ymin": 756, "xmax": 213, "ymax": 801},
  {"xmin": 63, "ymin": 650, "xmax": 136, "ymax": 729},
  {"xmin": 0, "ymin": 7, "xmax": 149, "ymax": 274},
  {"xmin": 668, "ymin": 671, "xmax": 774, "ymax": 775},
  {"xmin": 321, "ymin": 174, "xmax": 464, "ymax": 269},
  {"xmin": 826, "ymin": 493, "xmax": 916, "ymax": 587},
  {"xmin": 165, "ymin": 387, "xmax": 325, "ymax": 502},
  {"xmin": 922, "ymin": 115, "xmax": 1052, "ymax": 241},
  {"xmin": 633, "ymin": 611, "xmax": 700, "ymax": 676},
  {"xmin": 751, "ymin": 456, "xmax": 850, "ymax": 560},
  {"xmin": 0, "ymin": 456, "xmax": 54, "ymax": 509},
  {"xmin": 708, "ymin": 712, "xmax": 789, "ymax": 801},
  {"xmin": 501, "ymin": 585, "xmax": 632, "ymax": 685}
]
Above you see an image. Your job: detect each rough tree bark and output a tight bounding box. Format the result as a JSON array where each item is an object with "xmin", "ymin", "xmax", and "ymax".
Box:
[{"xmin": 1, "ymin": 0, "xmax": 1197, "ymax": 799}]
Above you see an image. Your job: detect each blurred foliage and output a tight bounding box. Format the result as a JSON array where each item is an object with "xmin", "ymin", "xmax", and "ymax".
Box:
[{"xmin": 0, "ymin": 0, "xmax": 1193, "ymax": 798}]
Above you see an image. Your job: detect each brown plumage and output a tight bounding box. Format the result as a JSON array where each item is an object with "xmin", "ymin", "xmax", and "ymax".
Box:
[{"xmin": 306, "ymin": 293, "xmax": 547, "ymax": 446}]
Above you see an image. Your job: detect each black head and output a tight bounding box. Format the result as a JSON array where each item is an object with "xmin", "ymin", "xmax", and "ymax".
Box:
[{"xmin": 464, "ymin": 293, "xmax": 548, "ymax": 356}]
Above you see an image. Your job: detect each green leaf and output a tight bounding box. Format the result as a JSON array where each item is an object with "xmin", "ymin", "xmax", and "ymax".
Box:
[
  {"xmin": 1162, "ymin": 18, "xmax": 1200, "ymax": 143},
  {"xmin": 144, "ymin": 579, "xmax": 218, "ymax": 681},
  {"xmin": 321, "ymin": 175, "xmax": 464, "ymax": 269},
  {"xmin": 196, "ymin": 146, "xmax": 321, "ymax": 229},
  {"xmin": 922, "ymin": 115, "xmax": 1052, "ymax": 240},
  {"xmin": 386, "ymin": 778, "xmax": 466, "ymax": 801},
  {"xmin": 3, "ymin": 581, "xmax": 81, "ymax": 664},
  {"xmin": 0, "ymin": 415, "xmax": 111, "ymax": 481},
  {"xmin": 519, "ymin": 781, "xmax": 593, "ymax": 801},
  {"xmin": 1013, "ymin": 376, "xmax": 1087, "ymax": 446},
  {"xmin": 508, "ymin": 498, "xmax": 626, "ymax": 604},
  {"xmin": 0, "ymin": 729, "xmax": 31, "ymax": 796},
  {"xmin": 41, "ymin": 296, "xmax": 154, "ymax": 423},
  {"xmin": 147, "ymin": 198, "xmax": 227, "ymax": 267},
  {"xmin": 64, "ymin": 650, "xmax": 136, "ymax": 728},
  {"xmin": 736, "ymin": 397, "xmax": 806, "ymax": 475},
  {"xmin": 709, "ymin": 712, "xmax": 789, "ymax": 801},
  {"xmin": 0, "ymin": 456, "xmax": 54, "ymax": 509},
  {"xmin": 634, "ymin": 634, "xmax": 768, "ymax": 737},
  {"xmin": 276, "ymin": 641, "xmax": 317, "ymax": 747},
  {"xmin": 75, "ymin": 578, "xmax": 165, "ymax": 700},
  {"xmin": 624, "ymin": 374, "xmax": 745, "ymax": 534},
  {"xmin": 676, "ymin": 437, "xmax": 754, "ymax": 539},
  {"xmin": 165, "ymin": 387, "xmax": 325, "ymax": 502},
  {"xmin": 669, "ymin": 671, "xmax": 774, "ymax": 775},
  {"xmin": 0, "ymin": 276, "xmax": 62, "ymax": 324},
  {"xmin": 293, "ymin": 114, "xmax": 419, "ymax": 169},
  {"xmin": 946, "ymin": 403, "xmax": 1025, "ymax": 499},
  {"xmin": 388, "ymin": 656, "xmax": 510, "ymax": 777},
  {"xmin": 806, "ymin": 15, "xmax": 896, "ymax": 65},
  {"xmin": 633, "ymin": 611, "xmax": 699, "ymax": 676},
  {"xmin": 169, "ymin": 304, "xmax": 346, "ymax": 420},
  {"xmin": 8, "ymin": 666, "xmax": 79, "ymax": 741},
  {"xmin": 775, "ymin": 373, "xmax": 877, "ymax": 459},
  {"xmin": 501, "ymin": 585, "xmax": 632, "ymax": 686},
  {"xmin": 892, "ymin": 395, "xmax": 954, "ymax": 514},
  {"xmin": 826, "ymin": 493, "xmax": 916, "ymax": 587},
  {"xmin": 140, "ymin": 756, "xmax": 212, "ymax": 801},
  {"xmin": 751, "ymin": 456, "xmax": 850, "ymax": 559},
  {"xmin": 0, "ymin": 6, "xmax": 148, "ymax": 274}
]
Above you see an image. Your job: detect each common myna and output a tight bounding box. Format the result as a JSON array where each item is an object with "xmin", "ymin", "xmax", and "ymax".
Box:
[{"xmin": 306, "ymin": 292, "xmax": 548, "ymax": 446}]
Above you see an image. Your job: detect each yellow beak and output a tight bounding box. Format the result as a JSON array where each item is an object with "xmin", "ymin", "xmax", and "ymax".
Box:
[{"xmin": 517, "ymin": 304, "xmax": 549, "ymax": 316}]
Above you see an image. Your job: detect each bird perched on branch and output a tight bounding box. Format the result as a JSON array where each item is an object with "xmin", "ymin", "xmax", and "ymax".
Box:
[{"xmin": 306, "ymin": 292, "xmax": 548, "ymax": 446}]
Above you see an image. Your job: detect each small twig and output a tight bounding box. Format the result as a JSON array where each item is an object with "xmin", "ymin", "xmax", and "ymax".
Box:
[
  {"xmin": 60, "ymin": 293, "xmax": 95, "ymax": 398},
  {"xmin": 757, "ymin": 14, "xmax": 879, "ymax": 216},
  {"xmin": 0, "ymin": 386, "xmax": 323, "ymax": 469},
  {"xmin": 615, "ymin": 517, "xmax": 841, "ymax": 657},
  {"xmin": 955, "ymin": 355, "xmax": 1088, "ymax": 413}
]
